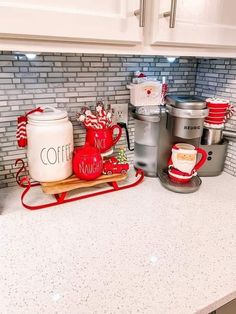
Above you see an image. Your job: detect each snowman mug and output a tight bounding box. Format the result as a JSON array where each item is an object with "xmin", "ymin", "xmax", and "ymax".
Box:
[{"xmin": 168, "ymin": 143, "xmax": 207, "ymax": 183}]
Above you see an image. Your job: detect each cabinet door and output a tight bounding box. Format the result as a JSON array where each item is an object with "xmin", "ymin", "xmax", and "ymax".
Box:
[
  {"xmin": 0, "ymin": 0, "xmax": 142, "ymax": 45},
  {"xmin": 151, "ymin": 0, "xmax": 236, "ymax": 47}
]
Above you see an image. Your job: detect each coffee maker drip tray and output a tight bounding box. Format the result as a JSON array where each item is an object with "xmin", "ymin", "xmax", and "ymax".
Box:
[{"xmin": 159, "ymin": 169, "xmax": 202, "ymax": 193}]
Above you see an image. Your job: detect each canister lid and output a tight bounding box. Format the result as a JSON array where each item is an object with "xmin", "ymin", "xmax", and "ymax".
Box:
[{"xmin": 28, "ymin": 106, "xmax": 68, "ymax": 121}]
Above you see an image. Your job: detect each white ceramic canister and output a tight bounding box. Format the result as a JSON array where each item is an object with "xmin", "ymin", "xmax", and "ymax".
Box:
[{"xmin": 26, "ymin": 106, "xmax": 74, "ymax": 182}]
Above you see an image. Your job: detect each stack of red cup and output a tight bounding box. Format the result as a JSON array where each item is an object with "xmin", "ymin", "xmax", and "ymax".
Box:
[{"xmin": 205, "ymin": 98, "xmax": 234, "ymax": 126}]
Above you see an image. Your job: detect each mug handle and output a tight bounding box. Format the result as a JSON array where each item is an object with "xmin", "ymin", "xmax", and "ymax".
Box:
[
  {"xmin": 111, "ymin": 125, "xmax": 122, "ymax": 146},
  {"xmin": 225, "ymin": 104, "xmax": 235, "ymax": 120},
  {"xmin": 194, "ymin": 147, "xmax": 207, "ymax": 172}
]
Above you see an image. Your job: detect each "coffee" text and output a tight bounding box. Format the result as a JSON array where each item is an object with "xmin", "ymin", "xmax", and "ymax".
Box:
[{"xmin": 40, "ymin": 144, "xmax": 72, "ymax": 165}]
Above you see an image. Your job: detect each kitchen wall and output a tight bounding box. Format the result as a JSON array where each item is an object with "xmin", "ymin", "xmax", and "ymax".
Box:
[
  {"xmin": 195, "ymin": 58, "xmax": 236, "ymax": 177},
  {"xmin": 1, "ymin": 52, "xmax": 236, "ymax": 188},
  {"xmin": 0, "ymin": 52, "xmax": 196, "ymax": 188}
]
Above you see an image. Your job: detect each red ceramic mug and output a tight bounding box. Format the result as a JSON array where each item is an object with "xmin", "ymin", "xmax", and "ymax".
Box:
[
  {"xmin": 205, "ymin": 98, "xmax": 233, "ymax": 124},
  {"xmin": 73, "ymin": 143, "xmax": 103, "ymax": 180},
  {"xmin": 205, "ymin": 117, "xmax": 226, "ymax": 124},
  {"xmin": 207, "ymin": 111, "xmax": 227, "ymax": 117},
  {"xmin": 86, "ymin": 125, "xmax": 122, "ymax": 153}
]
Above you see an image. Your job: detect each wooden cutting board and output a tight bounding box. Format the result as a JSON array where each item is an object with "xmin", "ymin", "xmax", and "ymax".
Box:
[{"xmin": 40, "ymin": 173, "xmax": 127, "ymax": 195}]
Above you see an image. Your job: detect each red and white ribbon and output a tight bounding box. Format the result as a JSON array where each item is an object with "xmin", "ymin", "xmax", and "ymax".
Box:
[
  {"xmin": 16, "ymin": 107, "xmax": 43, "ymax": 148},
  {"xmin": 16, "ymin": 116, "xmax": 28, "ymax": 147}
]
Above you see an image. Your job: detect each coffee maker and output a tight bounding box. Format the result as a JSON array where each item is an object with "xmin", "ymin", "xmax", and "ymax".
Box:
[
  {"xmin": 132, "ymin": 92, "xmax": 235, "ymax": 192},
  {"xmin": 157, "ymin": 95, "xmax": 209, "ymax": 193}
]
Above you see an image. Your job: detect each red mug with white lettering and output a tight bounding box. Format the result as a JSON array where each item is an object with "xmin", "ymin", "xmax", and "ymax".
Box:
[
  {"xmin": 86, "ymin": 125, "xmax": 122, "ymax": 153},
  {"xmin": 73, "ymin": 143, "xmax": 103, "ymax": 180}
]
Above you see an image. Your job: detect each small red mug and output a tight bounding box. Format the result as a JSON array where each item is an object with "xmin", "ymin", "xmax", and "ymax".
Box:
[
  {"xmin": 86, "ymin": 125, "xmax": 122, "ymax": 153},
  {"xmin": 73, "ymin": 143, "xmax": 103, "ymax": 180},
  {"xmin": 205, "ymin": 98, "xmax": 234, "ymax": 125}
]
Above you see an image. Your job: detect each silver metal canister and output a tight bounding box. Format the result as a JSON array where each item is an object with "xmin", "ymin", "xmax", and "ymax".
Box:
[
  {"xmin": 201, "ymin": 127, "xmax": 223, "ymax": 145},
  {"xmin": 202, "ymin": 127, "xmax": 236, "ymax": 145}
]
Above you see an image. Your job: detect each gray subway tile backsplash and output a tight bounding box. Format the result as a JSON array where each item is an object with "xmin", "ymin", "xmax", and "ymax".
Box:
[{"xmin": 0, "ymin": 52, "xmax": 235, "ymax": 188}]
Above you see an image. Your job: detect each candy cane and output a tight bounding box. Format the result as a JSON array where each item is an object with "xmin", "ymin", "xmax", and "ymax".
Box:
[
  {"xmin": 76, "ymin": 114, "xmax": 86, "ymax": 122},
  {"xmin": 225, "ymin": 104, "xmax": 235, "ymax": 120},
  {"xmin": 96, "ymin": 104, "xmax": 107, "ymax": 118},
  {"xmin": 85, "ymin": 109, "xmax": 97, "ymax": 119},
  {"xmin": 87, "ymin": 115, "xmax": 97, "ymax": 120},
  {"xmin": 97, "ymin": 117, "xmax": 107, "ymax": 128},
  {"xmin": 86, "ymin": 116, "xmax": 101, "ymax": 129},
  {"xmin": 84, "ymin": 109, "xmax": 101, "ymax": 128},
  {"xmin": 91, "ymin": 121, "xmax": 100, "ymax": 129},
  {"xmin": 81, "ymin": 106, "xmax": 88, "ymax": 114},
  {"xmin": 87, "ymin": 116, "xmax": 100, "ymax": 128},
  {"xmin": 107, "ymin": 111, "xmax": 113, "ymax": 126},
  {"xmin": 83, "ymin": 120, "xmax": 94, "ymax": 129}
]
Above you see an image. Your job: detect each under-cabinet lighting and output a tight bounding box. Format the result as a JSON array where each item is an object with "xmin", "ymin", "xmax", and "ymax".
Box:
[
  {"xmin": 166, "ymin": 57, "xmax": 176, "ymax": 63},
  {"xmin": 25, "ymin": 53, "xmax": 37, "ymax": 60},
  {"xmin": 13, "ymin": 51, "xmax": 40, "ymax": 60}
]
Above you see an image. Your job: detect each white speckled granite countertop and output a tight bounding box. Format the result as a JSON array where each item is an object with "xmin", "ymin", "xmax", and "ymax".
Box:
[{"xmin": 0, "ymin": 172, "xmax": 236, "ymax": 314}]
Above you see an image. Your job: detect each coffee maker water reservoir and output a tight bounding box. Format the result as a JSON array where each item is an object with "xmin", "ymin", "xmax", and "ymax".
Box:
[{"xmin": 132, "ymin": 109, "xmax": 160, "ymax": 177}]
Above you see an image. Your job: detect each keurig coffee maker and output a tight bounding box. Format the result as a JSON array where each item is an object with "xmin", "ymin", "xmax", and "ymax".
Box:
[{"xmin": 131, "ymin": 92, "xmax": 235, "ymax": 193}]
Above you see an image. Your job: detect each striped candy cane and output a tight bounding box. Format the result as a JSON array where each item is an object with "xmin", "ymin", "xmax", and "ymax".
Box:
[
  {"xmin": 107, "ymin": 111, "xmax": 113, "ymax": 127},
  {"xmin": 96, "ymin": 104, "xmax": 106, "ymax": 118},
  {"xmin": 76, "ymin": 113, "xmax": 86, "ymax": 123},
  {"xmin": 85, "ymin": 109, "xmax": 97, "ymax": 120},
  {"xmin": 83, "ymin": 119, "xmax": 94, "ymax": 129},
  {"xmin": 225, "ymin": 104, "xmax": 235, "ymax": 120},
  {"xmin": 97, "ymin": 117, "xmax": 107, "ymax": 128}
]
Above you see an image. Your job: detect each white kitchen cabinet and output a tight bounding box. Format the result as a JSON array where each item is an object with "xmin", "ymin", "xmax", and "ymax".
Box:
[
  {"xmin": 150, "ymin": 0, "xmax": 236, "ymax": 48},
  {"xmin": 0, "ymin": 0, "xmax": 142, "ymax": 45},
  {"xmin": 1, "ymin": 0, "xmax": 236, "ymax": 57}
]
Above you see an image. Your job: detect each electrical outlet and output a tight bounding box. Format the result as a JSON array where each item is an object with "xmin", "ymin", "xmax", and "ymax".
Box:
[{"xmin": 110, "ymin": 103, "xmax": 128, "ymax": 125}]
